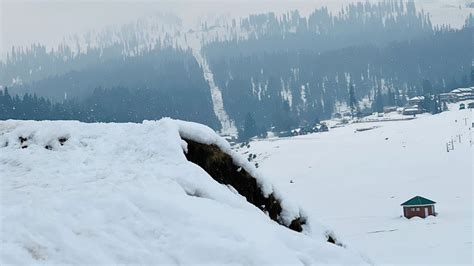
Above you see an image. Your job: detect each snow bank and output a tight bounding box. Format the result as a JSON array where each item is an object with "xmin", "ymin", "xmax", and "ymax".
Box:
[
  {"xmin": 173, "ymin": 119, "xmax": 303, "ymax": 227},
  {"xmin": 0, "ymin": 119, "xmax": 366, "ymax": 264}
]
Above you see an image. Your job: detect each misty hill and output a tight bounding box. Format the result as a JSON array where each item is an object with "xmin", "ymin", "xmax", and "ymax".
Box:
[
  {"xmin": 204, "ymin": 0, "xmax": 433, "ymax": 57},
  {"xmin": 0, "ymin": 13, "xmax": 182, "ymax": 87},
  {"xmin": 204, "ymin": 27, "xmax": 472, "ymax": 129},
  {"xmin": 0, "ymin": 0, "xmax": 472, "ymax": 134},
  {"xmin": 1, "ymin": 47, "xmax": 219, "ymax": 127}
]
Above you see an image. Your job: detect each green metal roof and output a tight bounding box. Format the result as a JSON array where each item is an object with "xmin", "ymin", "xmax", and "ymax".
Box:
[{"xmin": 401, "ymin": 196, "xmax": 436, "ymax": 206}]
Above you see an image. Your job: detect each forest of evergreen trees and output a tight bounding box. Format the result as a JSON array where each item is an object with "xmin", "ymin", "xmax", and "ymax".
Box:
[
  {"xmin": 0, "ymin": 45, "xmax": 220, "ymax": 127},
  {"xmin": 0, "ymin": 86, "xmax": 219, "ymax": 127},
  {"xmin": 0, "ymin": 12, "xmax": 227, "ymax": 129},
  {"xmin": 0, "ymin": 0, "xmax": 472, "ymax": 135},
  {"xmin": 203, "ymin": 1, "xmax": 473, "ymax": 130},
  {"xmin": 204, "ymin": 0, "xmax": 434, "ymax": 58}
]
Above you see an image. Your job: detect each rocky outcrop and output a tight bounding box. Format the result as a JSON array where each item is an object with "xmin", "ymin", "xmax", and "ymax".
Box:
[{"xmin": 183, "ymin": 138, "xmax": 305, "ymax": 232}]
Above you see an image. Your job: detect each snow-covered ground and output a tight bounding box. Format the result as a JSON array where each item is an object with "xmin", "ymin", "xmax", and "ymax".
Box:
[
  {"xmin": 0, "ymin": 118, "xmax": 366, "ymax": 264},
  {"xmin": 242, "ymin": 103, "xmax": 473, "ymax": 264}
]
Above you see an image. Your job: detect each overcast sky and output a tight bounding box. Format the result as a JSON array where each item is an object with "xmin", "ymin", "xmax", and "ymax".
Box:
[{"xmin": 1, "ymin": 0, "xmax": 472, "ymax": 56}]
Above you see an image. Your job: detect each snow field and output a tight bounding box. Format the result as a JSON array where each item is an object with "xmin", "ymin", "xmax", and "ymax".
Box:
[
  {"xmin": 0, "ymin": 118, "xmax": 366, "ymax": 264},
  {"xmin": 244, "ymin": 105, "xmax": 473, "ymax": 264}
]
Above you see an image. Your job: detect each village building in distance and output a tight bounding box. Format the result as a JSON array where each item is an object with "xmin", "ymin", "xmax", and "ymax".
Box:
[
  {"xmin": 401, "ymin": 196, "xmax": 437, "ymax": 219},
  {"xmin": 403, "ymin": 87, "xmax": 474, "ymax": 115}
]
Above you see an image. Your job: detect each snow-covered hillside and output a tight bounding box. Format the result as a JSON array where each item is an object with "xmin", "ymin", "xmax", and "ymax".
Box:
[
  {"xmin": 0, "ymin": 119, "xmax": 366, "ymax": 264},
  {"xmin": 242, "ymin": 104, "xmax": 473, "ymax": 264}
]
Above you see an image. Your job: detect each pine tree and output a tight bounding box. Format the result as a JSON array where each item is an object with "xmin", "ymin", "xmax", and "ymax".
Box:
[
  {"xmin": 442, "ymin": 101, "xmax": 448, "ymax": 111},
  {"xmin": 242, "ymin": 113, "xmax": 258, "ymax": 141},
  {"xmin": 422, "ymin": 79, "xmax": 433, "ymax": 95},
  {"xmin": 1, "ymin": 87, "xmax": 13, "ymax": 119},
  {"xmin": 432, "ymin": 95, "xmax": 442, "ymax": 114},
  {"xmin": 373, "ymin": 87, "xmax": 384, "ymax": 113},
  {"xmin": 387, "ymin": 88, "xmax": 396, "ymax": 106},
  {"xmin": 348, "ymin": 84, "xmax": 357, "ymax": 117}
]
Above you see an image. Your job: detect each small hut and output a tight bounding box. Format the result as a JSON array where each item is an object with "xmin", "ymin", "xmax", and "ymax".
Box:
[{"xmin": 401, "ymin": 196, "xmax": 436, "ymax": 219}]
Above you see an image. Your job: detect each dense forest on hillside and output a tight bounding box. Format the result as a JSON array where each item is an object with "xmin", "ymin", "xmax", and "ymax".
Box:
[
  {"xmin": 0, "ymin": 86, "xmax": 219, "ymax": 127},
  {"xmin": 0, "ymin": 16, "xmax": 180, "ymax": 86},
  {"xmin": 204, "ymin": 1, "xmax": 434, "ymax": 58},
  {"xmin": 204, "ymin": 28, "xmax": 472, "ymax": 129},
  {"xmin": 13, "ymin": 47, "xmax": 207, "ymax": 101},
  {"xmin": 0, "ymin": 46, "xmax": 219, "ymax": 127},
  {"xmin": 203, "ymin": 1, "xmax": 473, "ymax": 130},
  {"xmin": 0, "ymin": 0, "xmax": 472, "ymax": 134}
]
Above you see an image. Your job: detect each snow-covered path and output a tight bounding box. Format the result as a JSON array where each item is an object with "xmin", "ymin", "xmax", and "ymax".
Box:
[{"xmin": 244, "ymin": 106, "xmax": 473, "ymax": 264}]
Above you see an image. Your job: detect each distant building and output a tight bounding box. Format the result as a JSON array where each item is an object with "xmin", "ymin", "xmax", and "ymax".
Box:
[
  {"xmin": 402, "ymin": 105, "xmax": 423, "ymax": 116},
  {"xmin": 439, "ymin": 92, "xmax": 458, "ymax": 103},
  {"xmin": 451, "ymin": 87, "xmax": 474, "ymax": 101},
  {"xmin": 403, "ymin": 97, "xmax": 425, "ymax": 115},
  {"xmin": 408, "ymin": 96, "xmax": 424, "ymax": 106},
  {"xmin": 468, "ymin": 103, "xmax": 474, "ymax": 109},
  {"xmin": 460, "ymin": 103, "xmax": 466, "ymax": 110},
  {"xmin": 408, "ymin": 87, "xmax": 474, "ymax": 108},
  {"xmin": 401, "ymin": 196, "xmax": 436, "ymax": 219}
]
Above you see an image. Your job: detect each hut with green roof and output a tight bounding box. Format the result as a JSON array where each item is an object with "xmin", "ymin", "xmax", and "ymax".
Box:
[{"xmin": 401, "ymin": 196, "xmax": 436, "ymax": 219}]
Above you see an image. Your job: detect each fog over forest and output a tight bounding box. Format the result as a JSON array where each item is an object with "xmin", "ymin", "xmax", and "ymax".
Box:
[
  {"xmin": 1, "ymin": 0, "xmax": 473, "ymax": 136},
  {"xmin": 1, "ymin": 2, "xmax": 473, "ymax": 264}
]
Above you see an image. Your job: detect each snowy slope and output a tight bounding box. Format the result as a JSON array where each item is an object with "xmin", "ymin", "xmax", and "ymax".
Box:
[
  {"xmin": 242, "ymin": 104, "xmax": 473, "ymax": 264},
  {"xmin": 0, "ymin": 118, "xmax": 366, "ymax": 264},
  {"xmin": 187, "ymin": 34, "xmax": 238, "ymax": 137}
]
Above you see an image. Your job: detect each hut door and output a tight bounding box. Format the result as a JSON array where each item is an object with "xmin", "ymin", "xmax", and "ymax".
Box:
[{"xmin": 424, "ymin": 207, "xmax": 429, "ymax": 217}]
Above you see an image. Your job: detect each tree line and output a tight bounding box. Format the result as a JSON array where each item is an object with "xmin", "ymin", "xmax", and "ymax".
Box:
[
  {"xmin": 0, "ymin": 87, "xmax": 218, "ymax": 127},
  {"xmin": 203, "ymin": 3, "xmax": 472, "ymax": 131},
  {"xmin": 0, "ymin": 0, "xmax": 472, "ymax": 138}
]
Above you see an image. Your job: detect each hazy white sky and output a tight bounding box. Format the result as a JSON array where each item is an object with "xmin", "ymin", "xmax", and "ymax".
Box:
[{"xmin": 1, "ymin": 0, "xmax": 472, "ymax": 55}]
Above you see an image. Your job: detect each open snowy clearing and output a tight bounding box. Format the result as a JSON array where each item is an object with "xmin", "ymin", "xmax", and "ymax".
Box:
[
  {"xmin": 243, "ymin": 104, "xmax": 473, "ymax": 264},
  {"xmin": 0, "ymin": 118, "xmax": 367, "ymax": 264}
]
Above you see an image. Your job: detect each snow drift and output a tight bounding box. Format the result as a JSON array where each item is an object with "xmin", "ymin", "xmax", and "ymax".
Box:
[{"xmin": 0, "ymin": 119, "xmax": 366, "ymax": 264}]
